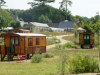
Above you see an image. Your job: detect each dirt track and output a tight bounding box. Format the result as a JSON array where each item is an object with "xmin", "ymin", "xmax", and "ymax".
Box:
[{"xmin": 46, "ymin": 34, "xmax": 73, "ymax": 49}]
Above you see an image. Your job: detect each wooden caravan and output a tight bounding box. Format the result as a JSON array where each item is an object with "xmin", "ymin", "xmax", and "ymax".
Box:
[
  {"xmin": 12, "ymin": 29, "xmax": 30, "ymax": 33},
  {"xmin": 0, "ymin": 33, "xmax": 46, "ymax": 61},
  {"xmin": 79, "ymin": 32, "xmax": 94, "ymax": 48}
]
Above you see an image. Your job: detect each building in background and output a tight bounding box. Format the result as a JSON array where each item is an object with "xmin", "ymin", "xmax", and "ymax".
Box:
[
  {"xmin": 23, "ymin": 22, "xmax": 49, "ymax": 33},
  {"xmin": 59, "ymin": 20, "xmax": 77, "ymax": 32}
]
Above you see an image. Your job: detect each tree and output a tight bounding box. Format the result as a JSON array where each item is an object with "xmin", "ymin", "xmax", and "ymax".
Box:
[
  {"xmin": 19, "ymin": 18, "xmax": 24, "ymax": 21},
  {"xmin": 38, "ymin": 15, "xmax": 52, "ymax": 23},
  {"xmin": 60, "ymin": 0, "xmax": 72, "ymax": 20},
  {"xmin": 0, "ymin": 9, "xmax": 12, "ymax": 28},
  {"xmin": 28, "ymin": 0, "xmax": 55, "ymax": 7},
  {"xmin": 73, "ymin": 23, "xmax": 78, "ymax": 45},
  {"xmin": 0, "ymin": 0, "xmax": 6, "ymax": 6},
  {"xmin": 10, "ymin": 21, "xmax": 21, "ymax": 29}
]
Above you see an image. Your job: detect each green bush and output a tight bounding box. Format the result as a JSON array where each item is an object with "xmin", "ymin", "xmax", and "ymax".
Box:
[
  {"xmin": 67, "ymin": 54, "xmax": 99, "ymax": 74},
  {"xmin": 58, "ymin": 53, "xmax": 68, "ymax": 75},
  {"xmin": 46, "ymin": 37, "xmax": 60, "ymax": 46},
  {"xmin": 74, "ymin": 41, "xmax": 79, "ymax": 45},
  {"xmin": 43, "ymin": 53, "xmax": 54, "ymax": 58},
  {"xmin": 0, "ymin": 31, "xmax": 5, "ymax": 35},
  {"xmin": 64, "ymin": 42, "xmax": 74, "ymax": 48},
  {"xmin": 31, "ymin": 54, "xmax": 43, "ymax": 63},
  {"xmin": 54, "ymin": 42, "xmax": 74, "ymax": 50}
]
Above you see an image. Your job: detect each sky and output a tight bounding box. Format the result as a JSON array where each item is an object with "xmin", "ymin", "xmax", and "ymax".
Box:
[{"xmin": 3, "ymin": 0, "xmax": 100, "ymax": 18}]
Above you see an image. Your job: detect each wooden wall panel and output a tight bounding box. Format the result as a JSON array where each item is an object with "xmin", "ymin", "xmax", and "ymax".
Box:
[
  {"xmin": 14, "ymin": 46, "xmax": 20, "ymax": 54},
  {"xmin": 25, "ymin": 46, "xmax": 46, "ymax": 54},
  {"xmin": 20, "ymin": 37, "xmax": 25, "ymax": 45},
  {"xmin": 20, "ymin": 45, "xmax": 24, "ymax": 54},
  {"xmin": 5, "ymin": 36, "xmax": 10, "ymax": 47},
  {"xmin": 25, "ymin": 36, "xmax": 46, "ymax": 47}
]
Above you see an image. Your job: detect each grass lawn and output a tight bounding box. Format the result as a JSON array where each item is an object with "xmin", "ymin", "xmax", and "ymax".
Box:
[{"xmin": 0, "ymin": 49, "xmax": 99, "ymax": 75}]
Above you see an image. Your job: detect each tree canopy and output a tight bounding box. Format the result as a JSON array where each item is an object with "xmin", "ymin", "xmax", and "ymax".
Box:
[
  {"xmin": 60, "ymin": 0, "xmax": 72, "ymax": 20},
  {"xmin": 0, "ymin": 0, "xmax": 6, "ymax": 6},
  {"xmin": 28, "ymin": 0, "xmax": 55, "ymax": 7},
  {"xmin": 10, "ymin": 21, "xmax": 21, "ymax": 29},
  {"xmin": 10, "ymin": 5, "xmax": 76, "ymax": 23},
  {"xmin": 0, "ymin": 9, "xmax": 12, "ymax": 28}
]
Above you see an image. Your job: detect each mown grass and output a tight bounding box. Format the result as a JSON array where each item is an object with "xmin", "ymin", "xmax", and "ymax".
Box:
[
  {"xmin": 0, "ymin": 62, "xmax": 58, "ymax": 75},
  {"xmin": 0, "ymin": 49, "xmax": 99, "ymax": 75}
]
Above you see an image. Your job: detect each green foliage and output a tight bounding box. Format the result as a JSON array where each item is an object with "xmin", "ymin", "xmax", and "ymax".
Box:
[
  {"xmin": 58, "ymin": 53, "xmax": 67, "ymax": 75},
  {"xmin": 19, "ymin": 18, "xmax": 24, "ymax": 21},
  {"xmin": 64, "ymin": 42, "xmax": 74, "ymax": 48},
  {"xmin": 73, "ymin": 23, "xmax": 78, "ymax": 37},
  {"xmin": 31, "ymin": 54, "xmax": 43, "ymax": 63},
  {"xmin": 38, "ymin": 15, "xmax": 52, "ymax": 23},
  {"xmin": 46, "ymin": 37, "xmax": 60, "ymax": 45},
  {"xmin": 67, "ymin": 54, "xmax": 99, "ymax": 74},
  {"xmin": 0, "ymin": 9, "xmax": 12, "ymax": 28},
  {"xmin": 43, "ymin": 53, "xmax": 54, "ymax": 58},
  {"xmin": 0, "ymin": 0, "xmax": 6, "ymax": 6},
  {"xmin": 60, "ymin": 0, "xmax": 72, "ymax": 8},
  {"xmin": 0, "ymin": 31, "xmax": 5, "ymax": 35},
  {"xmin": 10, "ymin": 21, "xmax": 21, "ymax": 29},
  {"xmin": 10, "ymin": 5, "xmax": 76, "ymax": 23},
  {"xmin": 54, "ymin": 42, "xmax": 74, "ymax": 50},
  {"xmin": 28, "ymin": 0, "xmax": 55, "ymax": 7}
]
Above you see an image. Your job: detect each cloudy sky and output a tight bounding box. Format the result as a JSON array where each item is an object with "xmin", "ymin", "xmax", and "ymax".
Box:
[{"xmin": 4, "ymin": 0, "xmax": 100, "ymax": 18}]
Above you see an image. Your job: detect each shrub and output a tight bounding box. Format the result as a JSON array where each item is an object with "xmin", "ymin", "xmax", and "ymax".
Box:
[
  {"xmin": 43, "ymin": 53, "xmax": 54, "ymax": 58},
  {"xmin": 67, "ymin": 54, "xmax": 99, "ymax": 74},
  {"xmin": 31, "ymin": 54, "xmax": 43, "ymax": 63},
  {"xmin": 54, "ymin": 42, "xmax": 74, "ymax": 50},
  {"xmin": 58, "ymin": 53, "xmax": 68, "ymax": 75},
  {"xmin": 64, "ymin": 42, "xmax": 74, "ymax": 48},
  {"xmin": 73, "ymin": 41, "xmax": 79, "ymax": 45},
  {"xmin": 46, "ymin": 37, "xmax": 60, "ymax": 45}
]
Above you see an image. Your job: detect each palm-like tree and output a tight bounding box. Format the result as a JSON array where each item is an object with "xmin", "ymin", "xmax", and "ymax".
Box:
[{"xmin": 60, "ymin": 0, "xmax": 72, "ymax": 20}]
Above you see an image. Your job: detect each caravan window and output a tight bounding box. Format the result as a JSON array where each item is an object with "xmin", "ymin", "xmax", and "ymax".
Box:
[
  {"xmin": 15, "ymin": 38, "xmax": 18, "ymax": 44},
  {"xmin": 28, "ymin": 38, "xmax": 33, "ymax": 46},
  {"xmin": 84, "ymin": 35, "xmax": 86, "ymax": 39},
  {"xmin": 36, "ymin": 38, "xmax": 39, "ymax": 45}
]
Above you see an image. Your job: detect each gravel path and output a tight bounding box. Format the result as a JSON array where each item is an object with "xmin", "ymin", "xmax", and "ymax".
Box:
[{"xmin": 46, "ymin": 34, "xmax": 73, "ymax": 49}]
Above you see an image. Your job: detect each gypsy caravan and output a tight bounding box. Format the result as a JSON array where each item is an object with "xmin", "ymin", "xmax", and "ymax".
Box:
[{"xmin": 0, "ymin": 33, "xmax": 46, "ymax": 61}]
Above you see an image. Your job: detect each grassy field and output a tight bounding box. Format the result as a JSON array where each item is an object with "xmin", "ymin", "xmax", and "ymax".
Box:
[
  {"xmin": 62, "ymin": 34, "xmax": 100, "ymax": 46},
  {"xmin": 0, "ymin": 49, "xmax": 99, "ymax": 75},
  {"xmin": 40, "ymin": 32, "xmax": 73, "ymax": 37},
  {"xmin": 0, "ymin": 32, "xmax": 99, "ymax": 75},
  {"xmin": 62, "ymin": 36, "xmax": 79, "ymax": 43}
]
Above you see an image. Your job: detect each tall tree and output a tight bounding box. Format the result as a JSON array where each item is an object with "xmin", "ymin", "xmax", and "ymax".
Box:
[
  {"xmin": 0, "ymin": 9, "xmax": 12, "ymax": 28},
  {"xmin": 0, "ymin": 0, "xmax": 6, "ymax": 6},
  {"xmin": 28, "ymin": 0, "xmax": 55, "ymax": 7},
  {"xmin": 60, "ymin": 0, "xmax": 72, "ymax": 20}
]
